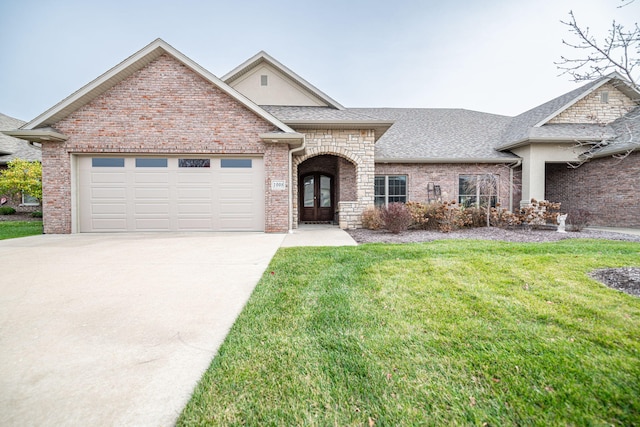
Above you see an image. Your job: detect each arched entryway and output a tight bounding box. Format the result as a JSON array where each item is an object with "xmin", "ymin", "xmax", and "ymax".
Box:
[{"xmin": 296, "ymin": 154, "xmax": 357, "ymax": 225}]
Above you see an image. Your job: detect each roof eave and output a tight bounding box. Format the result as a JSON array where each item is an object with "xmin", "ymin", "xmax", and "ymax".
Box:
[
  {"xmin": 2, "ymin": 129, "xmax": 68, "ymax": 143},
  {"xmin": 374, "ymin": 157, "xmax": 520, "ymax": 164},
  {"xmin": 285, "ymin": 120, "xmax": 394, "ymax": 142},
  {"xmin": 259, "ymin": 132, "xmax": 305, "ymax": 148},
  {"xmin": 497, "ymin": 136, "xmax": 606, "ymax": 151}
]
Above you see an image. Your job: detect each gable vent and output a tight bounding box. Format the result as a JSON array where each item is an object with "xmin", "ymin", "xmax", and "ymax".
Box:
[
  {"xmin": 600, "ymin": 91, "xmax": 609, "ymax": 103},
  {"xmin": 261, "ymin": 75, "xmax": 268, "ymax": 86}
]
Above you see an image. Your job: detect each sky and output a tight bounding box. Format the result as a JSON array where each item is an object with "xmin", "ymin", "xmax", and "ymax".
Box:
[{"xmin": 0, "ymin": 0, "xmax": 637, "ymax": 122}]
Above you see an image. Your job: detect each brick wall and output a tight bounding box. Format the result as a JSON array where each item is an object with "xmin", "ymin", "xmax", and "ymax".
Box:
[
  {"xmin": 545, "ymin": 151, "xmax": 640, "ymax": 227},
  {"xmin": 550, "ymin": 82, "xmax": 636, "ymax": 124},
  {"xmin": 43, "ymin": 53, "xmax": 288, "ymax": 233},
  {"xmin": 374, "ymin": 163, "xmax": 521, "ymax": 212}
]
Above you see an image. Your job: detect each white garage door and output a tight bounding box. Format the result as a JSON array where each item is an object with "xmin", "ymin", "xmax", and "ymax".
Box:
[{"xmin": 78, "ymin": 156, "xmax": 265, "ymax": 232}]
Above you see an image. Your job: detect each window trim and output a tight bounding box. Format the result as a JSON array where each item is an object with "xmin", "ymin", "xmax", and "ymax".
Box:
[
  {"xmin": 374, "ymin": 175, "xmax": 407, "ymax": 207},
  {"xmin": 21, "ymin": 192, "xmax": 39, "ymax": 206},
  {"xmin": 458, "ymin": 174, "xmax": 498, "ymax": 208}
]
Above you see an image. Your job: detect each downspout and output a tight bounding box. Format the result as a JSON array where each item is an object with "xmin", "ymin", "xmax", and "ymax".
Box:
[
  {"xmin": 288, "ymin": 136, "xmax": 306, "ymax": 233},
  {"xmin": 508, "ymin": 159, "xmax": 522, "ymax": 211}
]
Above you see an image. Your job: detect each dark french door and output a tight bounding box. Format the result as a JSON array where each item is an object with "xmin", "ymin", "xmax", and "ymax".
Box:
[{"xmin": 300, "ymin": 173, "xmax": 334, "ymax": 222}]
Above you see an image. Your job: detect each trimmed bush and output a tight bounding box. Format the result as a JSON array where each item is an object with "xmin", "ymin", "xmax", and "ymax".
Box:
[
  {"xmin": 31, "ymin": 211, "xmax": 43, "ymax": 218},
  {"xmin": 381, "ymin": 203, "xmax": 413, "ymax": 234},
  {"xmin": 0, "ymin": 206, "xmax": 16, "ymax": 215},
  {"xmin": 361, "ymin": 207, "xmax": 384, "ymax": 230}
]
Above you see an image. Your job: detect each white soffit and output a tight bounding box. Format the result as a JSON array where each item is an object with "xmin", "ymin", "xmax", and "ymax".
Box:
[{"xmin": 22, "ymin": 39, "xmax": 296, "ymax": 134}]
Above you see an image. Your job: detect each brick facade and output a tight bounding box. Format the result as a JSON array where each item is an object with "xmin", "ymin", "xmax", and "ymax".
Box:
[
  {"xmin": 550, "ymin": 83, "xmax": 636, "ymax": 124},
  {"xmin": 545, "ymin": 151, "xmax": 640, "ymax": 227},
  {"xmin": 43, "ymin": 54, "xmax": 289, "ymax": 233},
  {"xmin": 374, "ymin": 163, "xmax": 521, "ymax": 212}
]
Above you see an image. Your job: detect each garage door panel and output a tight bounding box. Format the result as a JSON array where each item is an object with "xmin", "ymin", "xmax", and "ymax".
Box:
[
  {"xmin": 177, "ymin": 188, "xmax": 212, "ymax": 199},
  {"xmin": 177, "ymin": 173, "xmax": 213, "ymax": 184},
  {"xmin": 79, "ymin": 156, "xmax": 264, "ymax": 232},
  {"xmin": 91, "ymin": 219, "xmax": 128, "ymax": 231},
  {"xmin": 134, "ymin": 203, "xmax": 170, "ymax": 214},
  {"xmin": 178, "ymin": 203, "xmax": 212, "ymax": 214},
  {"xmin": 135, "ymin": 187, "xmax": 170, "ymax": 199},
  {"xmin": 176, "ymin": 218, "xmax": 214, "ymax": 230},
  {"xmin": 135, "ymin": 218, "xmax": 171, "ymax": 230},
  {"xmin": 92, "ymin": 203, "xmax": 127, "ymax": 215},
  {"xmin": 91, "ymin": 187, "xmax": 127, "ymax": 199},
  {"xmin": 92, "ymin": 173, "xmax": 127, "ymax": 184},
  {"xmin": 134, "ymin": 173, "xmax": 169, "ymax": 184}
]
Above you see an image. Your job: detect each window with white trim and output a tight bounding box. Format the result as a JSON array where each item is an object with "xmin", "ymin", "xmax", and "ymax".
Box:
[
  {"xmin": 374, "ymin": 175, "xmax": 407, "ymax": 207},
  {"xmin": 458, "ymin": 174, "xmax": 498, "ymax": 208},
  {"xmin": 21, "ymin": 193, "xmax": 39, "ymax": 206}
]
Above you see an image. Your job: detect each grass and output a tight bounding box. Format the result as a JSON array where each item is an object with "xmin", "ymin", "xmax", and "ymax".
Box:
[
  {"xmin": 178, "ymin": 239, "xmax": 640, "ymax": 426},
  {"xmin": 0, "ymin": 220, "xmax": 43, "ymax": 240}
]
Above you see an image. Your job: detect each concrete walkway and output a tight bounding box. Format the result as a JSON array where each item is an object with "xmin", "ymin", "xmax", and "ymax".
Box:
[
  {"xmin": 587, "ymin": 226, "xmax": 640, "ymax": 237},
  {"xmin": 0, "ymin": 226, "xmax": 355, "ymax": 427},
  {"xmin": 281, "ymin": 224, "xmax": 358, "ymax": 247}
]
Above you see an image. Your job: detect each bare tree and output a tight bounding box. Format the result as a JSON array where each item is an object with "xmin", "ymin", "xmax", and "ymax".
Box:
[
  {"xmin": 556, "ymin": 10, "xmax": 639, "ymax": 90},
  {"xmin": 556, "ymin": 7, "xmax": 640, "ymax": 166}
]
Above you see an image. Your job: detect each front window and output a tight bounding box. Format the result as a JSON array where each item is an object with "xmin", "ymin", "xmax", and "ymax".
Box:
[
  {"xmin": 458, "ymin": 174, "xmax": 498, "ymax": 208},
  {"xmin": 375, "ymin": 175, "xmax": 407, "ymax": 207},
  {"xmin": 22, "ymin": 193, "xmax": 39, "ymax": 206}
]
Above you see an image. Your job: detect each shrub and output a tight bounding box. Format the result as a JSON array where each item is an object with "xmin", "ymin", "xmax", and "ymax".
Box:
[
  {"xmin": 490, "ymin": 207, "xmax": 522, "ymax": 228},
  {"xmin": 520, "ymin": 199, "xmax": 561, "ymax": 228},
  {"xmin": 31, "ymin": 211, "xmax": 43, "ymax": 218},
  {"xmin": 434, "ymin": 201, "xmax": 470, "ymax": 233},
  {"xmin": 566, "ymin": 209, "xmax": 591, "ymax": 232},
  {"xmin": 361, "ymin": 207, "xmax": 384, "ymax": 230},
  {"xmin": 463, "ymin": 206, "xmax": 487, "ymax": 228},
  {"xmin": 381, "ymin": 203, "xmax": 413, "ymax": 234},
  {"xmin": 405, "ymin": 201, "xmax": 430, "ymax": 229},
  {"xmin": 0, "ymin": 206, "xmax": 16, "ymax": 215}
]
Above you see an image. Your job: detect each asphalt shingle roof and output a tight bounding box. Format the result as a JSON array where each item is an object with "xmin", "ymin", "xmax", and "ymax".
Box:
[
  {"xmin": 350, "ymin": 108, "xmax": 516, "ymax": 161},
  {"xmin": 0, "ymin": 113, "xmax": 41, "ymax": 165},
  {"xmin": 261, "ymin": 105, "xmax": 378, "ymax": 121}
]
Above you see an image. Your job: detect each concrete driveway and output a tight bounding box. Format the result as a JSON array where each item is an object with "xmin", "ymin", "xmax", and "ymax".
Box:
[{"xmin": 0, "ymin": 232, "xmax": 284, "ymax": 426}]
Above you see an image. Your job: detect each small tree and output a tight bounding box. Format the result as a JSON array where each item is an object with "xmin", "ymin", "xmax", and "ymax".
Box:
[{"xmin": 0, "ymin": 159, "xmax": 42, "ymax": 203}]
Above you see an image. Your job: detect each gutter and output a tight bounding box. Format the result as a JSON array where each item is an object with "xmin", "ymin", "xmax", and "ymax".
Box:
[
  {"xmin": 374, "ymin": 157, "xmax": 519, "ymax": 164},
  {"xmin": 508, "ymin": 159, "xmax": 522, "ymax": 210},
  {"xmin": 288, "ymin": 137, "xmax": 306, "ymax": 232}
]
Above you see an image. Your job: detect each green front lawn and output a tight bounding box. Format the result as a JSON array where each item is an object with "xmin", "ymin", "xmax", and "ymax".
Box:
[
  {"xmin": 178, "ymin": 239, "xmax": 640, "ymax": 426},
  {"xmin": 0, "ymin": 221, "xmax": 43, "ymax": 240}
]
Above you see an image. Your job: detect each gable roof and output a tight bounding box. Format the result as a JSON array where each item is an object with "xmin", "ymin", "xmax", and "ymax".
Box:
[
  {"xmin": 498, "ymin": 73, "xmax": 640, "ymax": 150},
  {"xmin": 0, "ymin": 113, "xmax": 41, "ymax": 164},
  {"xmin": 222, "ymin": 51, "xmax": 345, "ymax": 110},
  {"xmin": 19, "ymin": 39, "xmax": 297, "ymax": 136}
]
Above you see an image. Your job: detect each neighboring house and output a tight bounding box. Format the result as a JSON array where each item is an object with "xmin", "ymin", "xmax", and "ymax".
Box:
[
  {"xmin": 4, "ymin": 39, "xmax": 639, "ymax": 233},
  {"xmin": 0, "ymin": 112, "xmax": 42, "ymax": 211}
]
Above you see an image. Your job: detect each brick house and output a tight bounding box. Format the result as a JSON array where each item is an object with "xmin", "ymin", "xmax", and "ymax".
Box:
[
  {"xmin": 0, "ymin": 113, "xmax": 42, "ymax": 212},
  {"xmin": 5, "ymin": 39, "xmax": 639, "ymax": 233}
]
